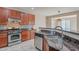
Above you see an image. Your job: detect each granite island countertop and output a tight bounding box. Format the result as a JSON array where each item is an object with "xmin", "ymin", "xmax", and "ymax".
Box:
[
  {"xmin": 35, "ymin": 31, "xmax": 79, "ymax": 51},
  {"xmin": 35, "ymin": 32, "xmax": 70, "ymax": 51}
]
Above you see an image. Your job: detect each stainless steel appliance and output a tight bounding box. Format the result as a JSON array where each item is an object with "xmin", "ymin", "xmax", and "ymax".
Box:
[
  {"xmin": 34, "ymin": 33, "xmax": 44, "ymax": 50},
  {"xmin": 8, "ymin": 29, "xmax": 21, "ymax": 46}
]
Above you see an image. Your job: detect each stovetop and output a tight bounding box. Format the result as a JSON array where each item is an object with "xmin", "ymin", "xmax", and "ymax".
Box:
[{"xmin": 8, "ymin": 29, "xmax": 21, "ymax": 35}]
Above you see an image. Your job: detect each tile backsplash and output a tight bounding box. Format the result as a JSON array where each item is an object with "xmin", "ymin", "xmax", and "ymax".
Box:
[
  {"xmin": 0, "ymin": 25, "xmax": 7, "ymax": 30},
  {"xmin": 0, "ymin": 25, "xmax": 33, "ymax": 30},
  {"xmin": 20, "ymin": 25, "xmax": 33, "ymax": 30}
]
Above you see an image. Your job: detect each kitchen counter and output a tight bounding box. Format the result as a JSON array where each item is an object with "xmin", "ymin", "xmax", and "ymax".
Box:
[
  {"xmin": 35, "ymin": 32, "xmax": 70, "ymax": 51},
  {"xmin": 46, "ymin": 38, "xmax": 70, "ymax": 51},
  {"xmin": 56, "ymin": 30, "xmax": 79, "ymax": 41},
  {"xmin": 35, "ymin": 31, "xmax": 79, "ymax": 51}
]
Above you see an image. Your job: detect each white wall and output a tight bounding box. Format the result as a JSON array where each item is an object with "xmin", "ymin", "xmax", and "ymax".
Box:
[
  {"xmin": 51, "ymin": 18, "xmax": 57, "ymax": 28},
  {"xmin": 34, "ymin": 14, "xmax": 46, "ymax": 31}
]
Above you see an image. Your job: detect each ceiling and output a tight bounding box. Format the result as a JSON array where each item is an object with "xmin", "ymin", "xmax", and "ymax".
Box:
[{"xmin": 8, "ymin": 7, "xmax": 79, "ymax": 16}]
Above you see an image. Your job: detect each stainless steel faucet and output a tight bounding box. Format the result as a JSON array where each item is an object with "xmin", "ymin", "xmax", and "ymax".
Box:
[
  {"xmin": 55, "ymin": 26, "xmax": 63, "ymax": 38},
  {"xmin": 55, "ymin": 26, "xmax": 64, "ymax": 50}
]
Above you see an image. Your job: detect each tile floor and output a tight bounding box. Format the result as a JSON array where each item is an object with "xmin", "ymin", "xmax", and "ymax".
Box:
[{"xmin": 0, "ymin": 40, "xmax": 38, "ymax": 51}]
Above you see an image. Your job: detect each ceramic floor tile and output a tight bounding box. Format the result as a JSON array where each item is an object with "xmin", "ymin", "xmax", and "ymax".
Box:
[{"xmin": 0, "ymin": 40, "xmax": 38, "ymax": 51}]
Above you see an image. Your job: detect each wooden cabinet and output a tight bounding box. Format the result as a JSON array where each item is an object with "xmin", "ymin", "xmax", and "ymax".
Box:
[
  {"xmin": 20, "ymin": 13, "xmax": 29, "ymax": 25},
  {"xmin": 28, "ymin": 14, "xmax": 35, "ymax": 25},
  {"xmin": 0, "ymin": 7, "xmax": 8, "ymax": 25},
  {"xmin": 21, "ymin": 14, "xmax": 35, "ymax": 25},
  {"xmin": 21, "ymin": 30, "xmax": 30, "ymax": 42},
  {"xmin": 8, "ymin": 9, "xmax": 21, "ymax": 19},
  {"xmin": 0, "ymin": 7, "xmax": 35, "ymax": 25},
  {"xmin": 0, "ymin": 31, "xmax": 8, "ymax": 48},
  {"xmin": 30, "ymin": 30, "xmax": 35, "ymax": 39}
]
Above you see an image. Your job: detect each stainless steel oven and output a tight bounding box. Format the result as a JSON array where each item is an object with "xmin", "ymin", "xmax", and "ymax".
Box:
[{"xmin": 8, "ymin": 29, "xmax": 21, "ymax": 46}]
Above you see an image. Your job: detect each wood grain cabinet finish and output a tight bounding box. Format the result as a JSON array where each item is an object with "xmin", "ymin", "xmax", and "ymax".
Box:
[
  {"xmin": 21, "ymin": 14, "xmax": 35, "ymax": 25},
  {"xmin": 0, "ymin": 31, "xmax": 8, "ymax": 48},
  {"xmin": 30, "ymin": 30, "xmax": 35, "ymax": 39},
  {"xmin": 28, "ymin": 14, "xmax": 35, "ymax": 25},
  {"xmin": 20, "ymin": 13, "xmax": 29, "ymax": 25},
  {"xmin": 0, "ymin": 7, "xmax": 8, "ymax": 25},
  {"xmin": 42, "ymin": 36, "xmax": 49, "ymax": 51},
  {"xmin": 8, "ymin": 9, "xmax": 21, "ymax": 19},
  {"xmin": 21, "ymin": 30, "xmax": 30, "ymax": 42}
]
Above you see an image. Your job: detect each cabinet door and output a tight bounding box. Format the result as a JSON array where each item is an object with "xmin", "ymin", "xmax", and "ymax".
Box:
[
  {"xmin": 20, "ymin": 13, "xmax": 29, "ymax": 25},
  {"xmin": 31, "ymin": 15, "xmax": 35, "ymax": 25},
  {"xmin": 8, "ymin": 9, "xmax": 21, "ymax": 19},
  {"xmin": 0, "ymin": 16, "xmax": 8, "ymax": 25},
  {"xmin": 0, "ymin": 33, "xmax": 8, "ymax": 48},
  {"xmin": 0, "ymin": 8, "xmax": 8, "ymax": 25},
  {"xmin": 21, "ymin": 30, "xmax": 30, "ymax": 42},
  {"xmin": 28, "ymin": 14, "xmax": 35, "ymax": 25},
  {"xmin": 30, "ymin": 30, "xmax": 35, "ymax": 39}
]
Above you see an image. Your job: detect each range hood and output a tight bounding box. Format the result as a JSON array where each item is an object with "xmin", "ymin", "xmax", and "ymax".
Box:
[
  {"xmin": 7, "ymin": 18, "xmax": 21, "ymax": 29},
  {"xmin": 8, "ymin": 18, "xmax": 21, "ymax": 23}
]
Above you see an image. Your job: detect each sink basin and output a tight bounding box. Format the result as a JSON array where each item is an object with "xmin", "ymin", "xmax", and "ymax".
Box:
[{"xmin": 47, "ymin": 35, "xmax": 64, "ymax": 50}]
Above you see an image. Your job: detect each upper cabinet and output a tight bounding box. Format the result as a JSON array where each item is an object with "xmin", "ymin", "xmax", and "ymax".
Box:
[
  {"xmin": 8, "ymin": 9, "xmax": 21, "ymax": 19},
  {"xmin": 20, "ymin": 13, "xmax": 29, "ymax": 25},
  {"xmin": 0, "ymin": 7, "xmax": 35, "ymax": 25},
  {"xmin": 20, "ymin": 13, "xmax": 35, "ymax": 25},
  {"xmin": 28, "ymin": 14, "xmax": 35, "ymax": 25},
  {"xmin": 0, "ymin": 7, "xmax": 8, "ymax": 25}
]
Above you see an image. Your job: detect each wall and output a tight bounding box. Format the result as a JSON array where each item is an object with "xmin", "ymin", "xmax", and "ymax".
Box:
[
  {"xmin": 77, "ymin": 13, "xmax": 79, "ymax": 32},
  {"xmin": 34, "ymin": 14, "xmax": 46, "ymax": 31},
  {"xmin": 46, "ymin": 17, "xmax": 51, "ymax": 28}
]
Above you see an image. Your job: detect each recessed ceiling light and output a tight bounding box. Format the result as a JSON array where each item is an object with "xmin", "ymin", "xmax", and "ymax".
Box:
[
  {"xmin": 58, "ymin": 10, "xmax": 61, "ymax": 13},
  {"xmin": 31, "ymin": 8, "xmax": 34, "ymax": 10}
]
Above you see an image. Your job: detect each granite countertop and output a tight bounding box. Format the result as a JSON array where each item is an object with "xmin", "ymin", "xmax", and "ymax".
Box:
[
  {"xmin": 35, "ymin": 32, "xmax": 70, "ymax": 51},
  {"xmin": 46, "ymin": 36, "xmax": 79, "ymax": 51},
  {"xmin": 57, "ymin": 29, "xmax": 79, "ymax": 35},
  {"xmin": 56, "ymin": 30, "xmax": 79, "ymax": 41},
  {"xmin": 35, "ymin": 31, "xmax": 79, "ymax": 51},
  {"xmin": 45, "ymin": 35, "xmax": 71, "ymax": 51}
]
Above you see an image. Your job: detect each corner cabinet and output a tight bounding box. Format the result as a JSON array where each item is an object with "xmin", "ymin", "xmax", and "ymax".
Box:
[
  {"xmin": 30, "ymin": 30, "xmax": 35, "ymax": 39},
  {"xmin": 21, "ymin": 30, "xmax": 31, "ymax": 42},
  {"xmin": 8, "ymin": 9, "xmax": 21, "ymax": 19},
  {"xmin": 28, "ymin": 14, "xmax": 35, "ymax": 25},
  {"xmin": 20, "ymin": 14, "xmax": 35, "ymax": 25},
  {"xmin": 0, "ymin": 7, "xmax": 8, "ymax": 25}
]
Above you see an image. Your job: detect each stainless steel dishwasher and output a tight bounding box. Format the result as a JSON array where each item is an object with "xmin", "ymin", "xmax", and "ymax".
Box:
[{"xmin": 34, "ymin": 33, "xmax": 44, "ymax": 51}]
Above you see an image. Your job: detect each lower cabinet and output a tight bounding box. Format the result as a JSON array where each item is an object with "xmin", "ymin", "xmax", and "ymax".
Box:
[
  {"xmin": 30, "ymin": 30, "xmax": 35, "ymax": 39},
  {"xmin": 0, "ymin": 32, "xmax": 8, "ymax": 48},
  {"xmin": 21, "ymin": 30, "xmax": 30, "ymax": 42}
]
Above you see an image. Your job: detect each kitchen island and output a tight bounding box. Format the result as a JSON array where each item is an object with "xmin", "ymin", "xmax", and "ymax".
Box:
[
  {"xmin": 35, "ymin": 32, "xmax": 70, "ymax": 51},
  {"xmin": 35, "ymin": 30, "xmax": 79, "ymax": 51}
]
